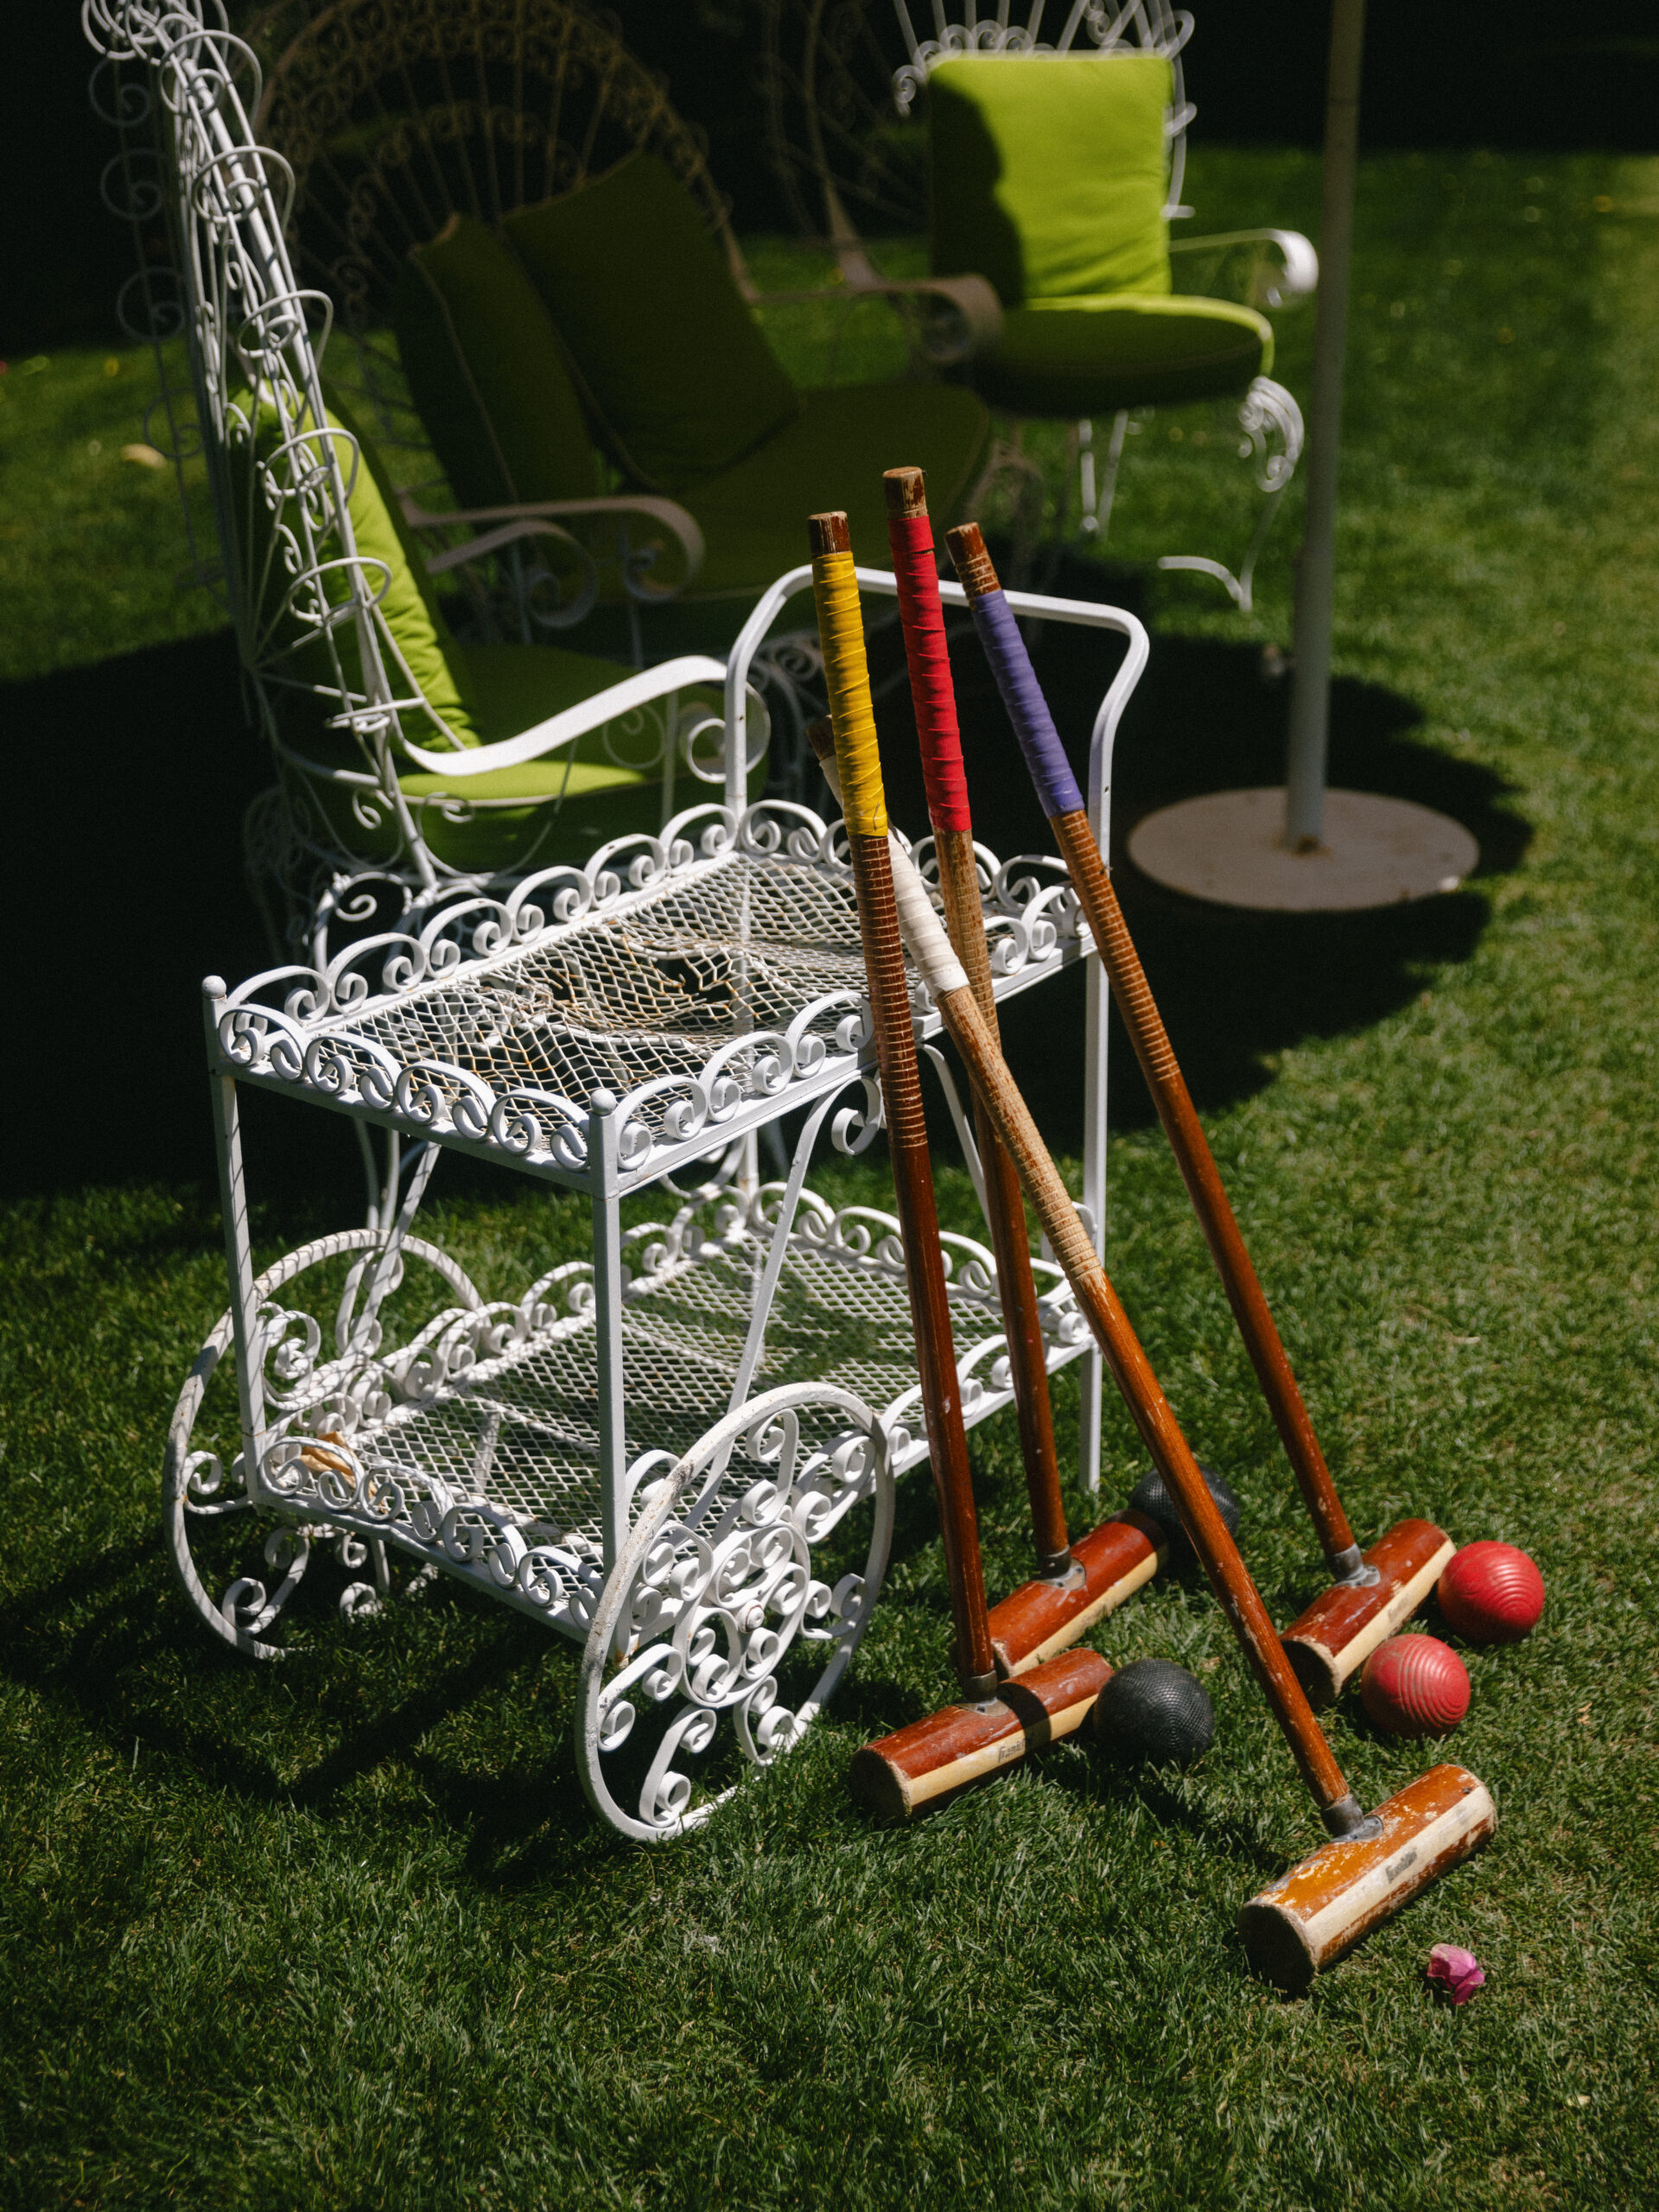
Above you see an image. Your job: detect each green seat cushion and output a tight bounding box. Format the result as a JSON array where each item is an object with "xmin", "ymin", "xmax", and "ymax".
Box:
[
  {"xmin": 505, "ymin": 153, "xmax": 803, "ymax": 495},
  {"xmin": 232, "ymin": 390, "xmax": 699, "ymax": 875},
  {"xmin": 396, "ymin": 641, "xmax": 741, "ymax": 876},
  {"xmin": 972, "ymin": 295, "xmax": 1272, "ymax": 415},
  {"xmin": 393, "ymin": 212, "xmax": 601, "ymax": 509},
  {"xmin": 928, "ymin": 54, "xmax": 1173, "ymax": 308},
  {"xmin": 682, "ymin": 381, "xmax": 993, "ymax": 596},
  {"xmin": 230, "ymin": 382, "xmax": 480, "ymax": 754}
]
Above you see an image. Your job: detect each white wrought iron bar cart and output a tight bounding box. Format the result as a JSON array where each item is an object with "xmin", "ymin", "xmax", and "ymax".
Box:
[{"xmin": 168, "ymin": 563, "xmax": 1147, "ymax": 1841}]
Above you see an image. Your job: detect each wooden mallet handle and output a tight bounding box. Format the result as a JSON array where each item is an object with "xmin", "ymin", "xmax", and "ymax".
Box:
[
  {"xmin": 945, "ymin": 521, "xmax": 1363, "ymax": 1580},
  {"xmin": 883, "ymin": 466, "xmax": 1070, "ymax": 1576},
  {"xmin": 808, "ymin": 510, "xmax": 998, "ymax": 1700}
]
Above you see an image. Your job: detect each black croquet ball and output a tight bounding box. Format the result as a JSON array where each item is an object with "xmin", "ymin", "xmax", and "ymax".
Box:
[
  {"xmin": 1128, "ymin": 1463, "xmax": 1241, "ymax": 1566},
  {"xmin": 1093, "ymin": 1659, "xmax": 1216, "ymax": 1767}
]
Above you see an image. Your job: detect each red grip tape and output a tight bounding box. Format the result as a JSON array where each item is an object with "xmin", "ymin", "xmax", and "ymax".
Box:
[{"xmin": 887, "ymin": 511, "xmax": 972, "ymax": 833}]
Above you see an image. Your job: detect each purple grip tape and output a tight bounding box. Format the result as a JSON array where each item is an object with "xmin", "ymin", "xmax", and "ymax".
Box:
[{"xmin": 967, "ymin": 588, "xmax": 1084, "ymax": 819}]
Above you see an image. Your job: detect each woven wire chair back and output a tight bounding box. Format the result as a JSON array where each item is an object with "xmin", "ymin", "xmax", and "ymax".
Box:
[
  {"xmin": 244, "ymin": 0, "xmax": 745, "ymax": 364},
  {"xmin": 760, "ymin": 0, "xmax": 1194, "ymax": 254},
  {"xmin": 87, "ymin": 2, "xmax": 444, "ymax": 864},
  {"xmin": 85, "ymin": 0, "xmax": 712, "ymax": 957}
]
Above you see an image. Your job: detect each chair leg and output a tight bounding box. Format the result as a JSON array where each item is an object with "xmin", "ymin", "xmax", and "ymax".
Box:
[
  {"xmin": 1092, "ymin": 410, "xmax": 1133, "ymax": 544},
  {"xmin": 960, "ymin": 427, "xmax": 1046, "ymax": 582},
  {"xmin": 1078, "ymin": 418, "xmax": 1096, "ymax": 531},
  {"xmin": 1156, "ymin": 377, "xmax": 1305, "ymax": 615}
]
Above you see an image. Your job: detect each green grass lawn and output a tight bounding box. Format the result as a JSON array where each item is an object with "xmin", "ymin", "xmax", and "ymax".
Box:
[{"xmin": 4, "ymin": 149, "xmax": 1659, "ymax": 2207}]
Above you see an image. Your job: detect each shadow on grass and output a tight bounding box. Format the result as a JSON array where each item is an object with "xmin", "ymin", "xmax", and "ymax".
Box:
[
  {"xmin": 0, "ymin": 1527, "xmax": 601, "ymax": 1860},
  {"xmin": 861, "ymin": 569, "xmax": 1531, "ymax": 1149}
]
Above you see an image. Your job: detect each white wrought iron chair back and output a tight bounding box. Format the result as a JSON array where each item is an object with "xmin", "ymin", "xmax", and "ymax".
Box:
[
  {"xmin": 242, "ymin": 0, "xmax": 750, "ymax": 425},
  {"xmin": 90, "ymin": 3, "xmax": 431, "ymax": 877},
  {"xmin": 85, "ymin": 0, "xmax": 737, "ymax": 962},
  {"xmin": 763, "ymin": 0, "xmax": 1194, "ymax": 267}
]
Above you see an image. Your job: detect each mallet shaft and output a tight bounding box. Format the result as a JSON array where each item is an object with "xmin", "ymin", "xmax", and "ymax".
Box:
[
  {"xmin": 810, "ymin": 721, "xmax": 1167, "ymax": 1677},
  {"xmin": 883, "ymin": 467, "xmax": 1069, "ymax": 1574},
  {"xmin": 809, "ymin": 511, "xmax": 997, "ymax": 1699},
  {"xmin": 946, "ymin": 523, "xmax": 1362, "ymax": 1577},
  {"xmin": 874, "ymin": 813, "xmax": 1362, "ymax": 1827},
  {"xmin": 940, "ymin": 985, "xmax": 1355, "ymax": 1819}
]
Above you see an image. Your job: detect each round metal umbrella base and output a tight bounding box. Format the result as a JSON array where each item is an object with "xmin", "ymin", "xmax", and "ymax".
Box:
[{"xmin": 1127, "ymin": 788, "xmax": 1478, "ymax": 913}]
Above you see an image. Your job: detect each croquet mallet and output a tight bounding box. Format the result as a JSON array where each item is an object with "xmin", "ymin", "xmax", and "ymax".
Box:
[
  {"xmin": 816, "ymin": 517, "xmax": 1493, "ymax": 1983},
  {"xmin": 808, "ymin": 511, "xmax": 1114, "ymax": 1818},
  {"xmin": 880, "ymin": 465, "xmax": 1166, "ymax": 1677},
  {"xmin": 945, "ymin": 521, "xmax": 1452, "ymax": 1704}
]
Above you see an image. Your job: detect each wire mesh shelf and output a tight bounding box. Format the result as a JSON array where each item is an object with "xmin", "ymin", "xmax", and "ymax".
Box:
[{"xmin": 209, "ymin": 798, "xmax": 1089, "ymax": 1192}]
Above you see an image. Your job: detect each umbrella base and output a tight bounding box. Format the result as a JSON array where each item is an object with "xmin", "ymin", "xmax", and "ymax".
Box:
[{"xmin": 1127, "ymin": 788, "xmax": 1478, "ymax": 913}]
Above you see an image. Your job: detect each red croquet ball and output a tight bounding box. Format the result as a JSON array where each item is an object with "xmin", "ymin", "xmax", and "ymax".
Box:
[
  {"xmin": 1359, "ymin": 1635, "xmax": 1471, "ymax": 1738},
  {"xmin": 1438, "ymin": 1541, "xmax": 1546, "ymax": 1643}
]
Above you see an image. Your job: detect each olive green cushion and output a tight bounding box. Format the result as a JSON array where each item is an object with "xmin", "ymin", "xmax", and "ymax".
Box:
[
  {"xmin": 505, "ymin": 153, "xmax": 803, "ymax": 494},
  {"xmin": 928, "ymin": 53, "xmax": 1173, "ymax": 307},
  {"xmin": 683, "ymin": 380, "xmax": 993, "ymax": 595},
  {"xmin": 403, "ymin": 644, "xmax": 743, "ymax": 874},
  {"xmin": 393, "ymin": 213, "xmax": 600, "ymax": 509},
  {"xmin": 397, "ymin": 643, "xmax": 663, "ymax": 874},
  {"xmin": 232, "ymin": 389, "xmax": 690, "ymax": 873},
  {"xmin": 230, "ymin": 383, "xmax": 480, "ymax": 752},
  {"xmin": 974, "ymin": 295, "xmax": 1273, "ymax": 415}
]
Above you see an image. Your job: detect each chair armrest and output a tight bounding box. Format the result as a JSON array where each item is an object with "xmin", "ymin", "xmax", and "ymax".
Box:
[
  {"xmin": 1168, "ymin": 228, "xmax": 1319, "ymax": 309},
  {"xmin": 402, "ymin": 492, "xmax": 706, "ymax": 596},
  {"xmin": 396, "ymin": 655, "xmax": 728, "ymax": 779},
  {"xmin": 747, "ymin": 271, "xmax": 1004, "ymax": 366}
]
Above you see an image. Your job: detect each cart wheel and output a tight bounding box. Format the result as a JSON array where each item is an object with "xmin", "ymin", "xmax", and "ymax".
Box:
[
  {"xmin": 163, "ymin": 1228, "xmax": 482, "ymax": 1658},
  {"xmin": 576, "ymin": 1382, "xmax": 893, "ymax": 1841}
]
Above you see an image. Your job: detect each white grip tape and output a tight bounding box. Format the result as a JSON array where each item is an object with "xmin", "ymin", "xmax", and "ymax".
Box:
[
  {"xmin": 817, "ymin": 743, "xmax": 969, "ymax": 997},
  {"xmin": 887, "ymin": 836, "xmax": 969, "ymax": 998}
]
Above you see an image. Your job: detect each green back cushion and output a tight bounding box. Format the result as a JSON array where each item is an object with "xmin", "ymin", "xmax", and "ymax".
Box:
[
  {"xmin": 504, "ymin": 153, "xmax": 802, "ymax": 493},
  {"xmin": 394, "ymin": 213, "xmax": 600, "ymax": 509},
  {"xmin": 231, "ymin": 382, "xmax": 480, "ymax": 749},
  {"xmin": 928, "ymin": 54, "xmax": 1173, "ymax": 308}
]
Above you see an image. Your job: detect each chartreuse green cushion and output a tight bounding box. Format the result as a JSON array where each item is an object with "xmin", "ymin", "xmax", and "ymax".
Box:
[
  {"xmin": 232, "ymin": 385, "xmax": 696, "ymax": 874},
  {"xmin": 393, "ymin": 213, "xmax": 600, "ymax": 509},
  {"xmin": 228, "ymin": 382, "xmax": 480, "ymax": 751},
  {"xmin": 976, "ymin": 296, "xmax": 1273, "ymax": 414},
  {"xmin": 399, "ymin": 642, "xmax": 750, "ymax": 874},
  {"xmin": 400, "ymin": 642, "xmax": 709, "ymax": 874},
  {"xmin": 683, "ymin": 380, "xmax": 992, "ymax": 596},
  {"xmin": 327, "ymin": 401, "xmax": 735, "ymax": 870},
  {"xmin": 928, "ymin": 54, "xmax": 1174, "ymax": 307},
  {"xmin": 504, "ymin": 153, "xmax": 803, "ymax": 494}
]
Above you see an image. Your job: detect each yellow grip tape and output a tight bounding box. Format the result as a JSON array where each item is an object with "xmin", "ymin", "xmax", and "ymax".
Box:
[{"xmin": 810, "ymin": 549, "xmax": 887, "ymax": 837}]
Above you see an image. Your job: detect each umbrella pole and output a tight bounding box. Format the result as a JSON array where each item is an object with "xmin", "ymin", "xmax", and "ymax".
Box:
[{"xmin": 1285, "ymin": 0, "xmax": 1367, "ymax": 850}]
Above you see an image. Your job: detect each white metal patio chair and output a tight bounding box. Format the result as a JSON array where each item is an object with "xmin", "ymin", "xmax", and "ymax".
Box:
[
  {"xmin": 760, "ymin": 0, "xmax": 1318, "ymax": 607},
  {"xmin": 86, "ymin": 0, "xmax": 757, "ymax": 969}
]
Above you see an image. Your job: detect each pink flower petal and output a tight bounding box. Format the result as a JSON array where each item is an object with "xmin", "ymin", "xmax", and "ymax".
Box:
[{"xmin": 1427, "ymin": 1943, "xmax": 1486, "ymax": 2003}]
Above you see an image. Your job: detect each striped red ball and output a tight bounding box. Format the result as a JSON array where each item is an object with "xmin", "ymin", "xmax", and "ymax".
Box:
[
  {"xmin": 1438, "ymin": 1541, "xmax": 1545, "ymax": 1643},
  {"xmin": 1359, "ymin": 1635, "xmax": 1471, "ymax": 1737}
]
